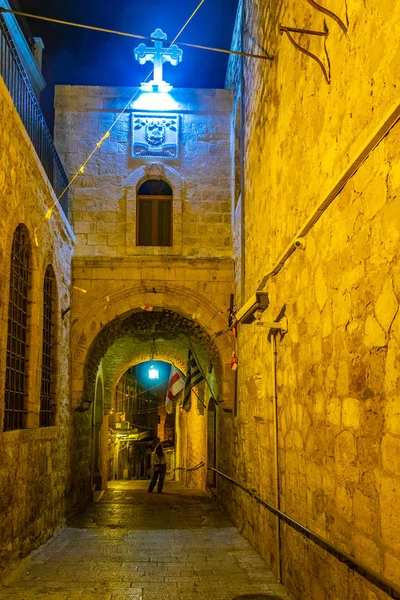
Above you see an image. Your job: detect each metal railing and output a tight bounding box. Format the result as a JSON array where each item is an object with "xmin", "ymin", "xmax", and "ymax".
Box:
[
  {"xmin": 8, "ymin": 0, "xmax": 35, "ymax": 52},
  {"xmin": 0, "ymin": 15, "xmax": 69, "ymax": 219},
  {"xmin": 211, "ymin": 468, "xmax": 400, "ymax": 600}
]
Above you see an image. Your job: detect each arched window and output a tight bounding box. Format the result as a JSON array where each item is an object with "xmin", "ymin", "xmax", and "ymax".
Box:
[
  {"xmin": 137, "ymin": 179, "xmax": 172, "ymax": 246},
  {"xmin": 40, "ymin": 265, "xmax": 57, "ymax": 427},
  {"xmin": 4, "ymin": 225, "xmax": 31, "ymax": 431}
]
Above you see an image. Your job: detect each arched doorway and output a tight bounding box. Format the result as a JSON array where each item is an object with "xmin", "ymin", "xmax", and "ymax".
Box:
[
  {"xmin": 109, "ymin": 360, "xmax": 181, "ymax": 482},
  {"xmin": 70, "ymin": 304, "xmax": 232, "ymax": 504}
]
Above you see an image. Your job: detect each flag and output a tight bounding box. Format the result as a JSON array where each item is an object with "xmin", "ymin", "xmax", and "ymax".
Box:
[
  {"xmin": 165, "ymin": 365, "xmax": 184, "ymax": 414},
  {"xmin": 141, "ymin": 305, "xmax": 153, "ymax": 311},
  {"xmin": 182, "ymin": 350, "xmax": 204, "ymax": 412}
]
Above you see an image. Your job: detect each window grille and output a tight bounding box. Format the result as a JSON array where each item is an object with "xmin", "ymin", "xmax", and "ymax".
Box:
[
  {"xmin": 4, "ymin": 225, "xmax": 30, "ymax": 431},
  {"xmin": 137, "ymin": 180, "xmax": 173, "ymax": 247},
  {"xmin": 40, "ymin": 266, "xmax": 56, "ymax": 427}
]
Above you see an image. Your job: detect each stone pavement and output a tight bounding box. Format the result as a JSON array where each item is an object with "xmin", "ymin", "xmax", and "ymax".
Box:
[{"xmin": 0, "ymin": 481, "xmax": 291, "ymax": 600}]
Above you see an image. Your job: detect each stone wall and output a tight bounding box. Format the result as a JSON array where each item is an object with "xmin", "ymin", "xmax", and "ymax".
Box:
[
  {"xmin": 54, "ymin": 86, "xmax": 233, "ymax": 259},
  {"xmin": 222, "ymin": 0, "xmax": 400, "ymax": 598},
  {"xmin": 0, "ymin": 77, "xmax": 74, "ymax": 579}
]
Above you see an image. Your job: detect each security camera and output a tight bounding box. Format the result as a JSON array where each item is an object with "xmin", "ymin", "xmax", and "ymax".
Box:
[
  {"xmin": 235, "ymin": 292, "xmax": 269, "ymax": 324},
  {"xmin": 294, "ymin": 237, "xmax": 306, "ymax": 250}
]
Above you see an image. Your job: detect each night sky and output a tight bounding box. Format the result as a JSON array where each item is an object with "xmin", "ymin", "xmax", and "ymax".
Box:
[{"xmin": 17, "ymin": 0, "xmax": 239, "ymax": 125}]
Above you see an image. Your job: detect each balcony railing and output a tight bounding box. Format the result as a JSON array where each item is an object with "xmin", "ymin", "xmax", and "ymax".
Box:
[
  {"xmin": 0, "ymin": 15, "xmax": 69, "ymax": 220},
  {"xmin": 7, "ymin": 0, "xmax": 35, "ymax": 53}
]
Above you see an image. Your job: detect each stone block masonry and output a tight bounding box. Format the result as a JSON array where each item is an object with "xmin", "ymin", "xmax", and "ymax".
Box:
[
  {"xmin": 54, "ymin": 86, "xmax": 233, "ymax": 260},
  {"xmin": 0, "ymin": 77, "xmax": 74, "ymax": 580},
  {"xmin": 223, "ymin": 0, "xmax": 400, "ymax": 598}
]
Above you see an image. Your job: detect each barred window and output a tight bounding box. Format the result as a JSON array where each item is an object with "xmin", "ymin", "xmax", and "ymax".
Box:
[
  {"xmin": 4, "ymin": 225, "xmax": 31, "ymax": 431},
  {"xmin": 40, "ymin": 265, "xmax": 57, "ymax": 427},
  {"xmin": 137, "ymin": 180, "xmax": 172, "ymax": 247}
]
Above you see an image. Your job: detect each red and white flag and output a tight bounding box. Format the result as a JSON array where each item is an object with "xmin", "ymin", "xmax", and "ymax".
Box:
[{"xmin": 165, "ymin": 365, "xmax": 184, "ymax": 414}]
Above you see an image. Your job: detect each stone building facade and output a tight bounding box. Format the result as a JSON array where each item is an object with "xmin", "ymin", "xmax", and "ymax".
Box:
[
  {"xmin": 221, "ymin": 0, "xmax": 400, "ymax": 598},
  {"xmin": 0, "ymin": 57, "xmax": 74, "ymax": 578},
  {"xmin": 54, "ymin": 85, "xmax": 235, "ymax": 504}
]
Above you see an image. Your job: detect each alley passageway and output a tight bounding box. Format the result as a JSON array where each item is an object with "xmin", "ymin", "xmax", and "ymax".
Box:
[{"xmin": 0, "ymin": 482, "xmax": 290, "ymax": 600}]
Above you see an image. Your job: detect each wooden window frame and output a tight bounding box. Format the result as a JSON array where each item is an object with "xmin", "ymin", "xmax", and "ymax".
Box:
[{"xmin": 137, "ymin": 194, "xmax": 173, "ymax": 247}]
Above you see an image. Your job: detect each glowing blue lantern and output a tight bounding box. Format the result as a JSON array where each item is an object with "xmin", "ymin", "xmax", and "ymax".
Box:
[{"xmin": 148, "ymin": 364, "xmax": 159, "ymax": 380}]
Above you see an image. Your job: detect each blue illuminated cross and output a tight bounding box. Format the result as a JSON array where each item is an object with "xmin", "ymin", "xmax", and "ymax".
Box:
[{"xmin": 134, "ymin": 29, "xmax": 183, "ymax": 92}]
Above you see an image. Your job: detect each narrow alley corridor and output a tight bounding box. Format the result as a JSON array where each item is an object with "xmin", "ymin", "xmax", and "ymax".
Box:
[{"xmin": 0, "ymin": 482, "xmax": 290, "ymax": 600}]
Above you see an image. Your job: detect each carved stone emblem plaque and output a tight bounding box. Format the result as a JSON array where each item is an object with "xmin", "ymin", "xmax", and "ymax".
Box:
[{"xmin": 132, "ymin": 114, "xmax": 179, "ymax": 159}]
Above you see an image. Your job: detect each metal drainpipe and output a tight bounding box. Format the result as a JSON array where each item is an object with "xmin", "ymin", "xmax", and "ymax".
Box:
[
  {"xmin": 239, "ymin": 0, "xmax": 246, "ymax": 304},
  {"xmin": 186, "ymin": 414, "xmax": 189, "ymax": 487},
  {"xmin": 272, "ymin": 333, "xmax": 282, "ymax": 582}
]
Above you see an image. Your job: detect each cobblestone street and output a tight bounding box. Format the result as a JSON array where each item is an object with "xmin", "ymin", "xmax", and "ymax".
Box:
[{"xmin": 0, "ymin": 482, "xmax": 290, "ymax": 600}]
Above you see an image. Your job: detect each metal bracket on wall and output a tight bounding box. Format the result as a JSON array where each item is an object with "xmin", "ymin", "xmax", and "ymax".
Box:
[
  {"xmin": 255, "ymin": 316, "xmax": 288, "ymax": 333},
  {"xmin": 280, "ymin": 23, "xmax": 331, "ymax": 84},
  {"xmin": 306, "ymin": 0, "xmax": 348, "ymax": 34}
]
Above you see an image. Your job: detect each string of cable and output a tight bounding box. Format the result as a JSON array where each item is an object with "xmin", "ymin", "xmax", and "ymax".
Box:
[
  {"xmin": 116, "ymin": 396, "xmax": 182, "ymax": 415},
  {"xmin": 132, "ymin": 406, "xmax": 160, "ymax": 414},
  {"xmin": 0, "ymin": 7, "xmax": 273, "ymax": 61},
  {"xmin": 115, "ymin": 375, "xmax": 170, "ymax": 402}
]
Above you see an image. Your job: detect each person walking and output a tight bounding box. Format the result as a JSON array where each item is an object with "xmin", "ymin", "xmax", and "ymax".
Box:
[{"xmin": 148, "ymin": 443, "xmax": 167, "ymax": 493}]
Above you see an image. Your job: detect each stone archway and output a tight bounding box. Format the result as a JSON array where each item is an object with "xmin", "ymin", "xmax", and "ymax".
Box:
[
  {"xmin": 71, "ymin": 282, "xmax": 234, "ymax": 411},
  {"xmin": 89, "ymin": 309, "xmax": 222, "ymax": 412},
  {"xmin": 125, "ymin": 163, "xmax": 184, "ymax": 195},
  {"xmin": 70, "ymin": 262, "xmax": 234, "ymax": 500},
  {"xmin": 70, "ymin": 283, "xmax": 234, "ymax": 499}
]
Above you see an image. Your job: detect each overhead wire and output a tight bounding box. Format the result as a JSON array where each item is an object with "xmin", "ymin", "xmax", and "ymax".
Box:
[
  {"xmin": 169, "ymin": 0, "xmax": 205, "ymax": 44},
  {"xmin": 118, "ymin": 375, "xmax": 170, "ymax": 400},
  {"xmin": 0, "ymin": 7, "xmax": 273, "ymax": 61},
  {"xmin": 116, "ymin": 371, "xmax": 184, "ymax": 413}
]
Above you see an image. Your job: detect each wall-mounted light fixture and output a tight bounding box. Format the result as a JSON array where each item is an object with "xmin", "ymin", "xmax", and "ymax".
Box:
[
  {"xmin": 148, "ymin": 365, "xmax": 159, "ymax": 380},
  {"xmin": 235, "ymin": 291, "xmax": 270, "ymax": 324},
  {"xmin": 148, "ymin": 337, "xmax": 159, "ymax": 380}
]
